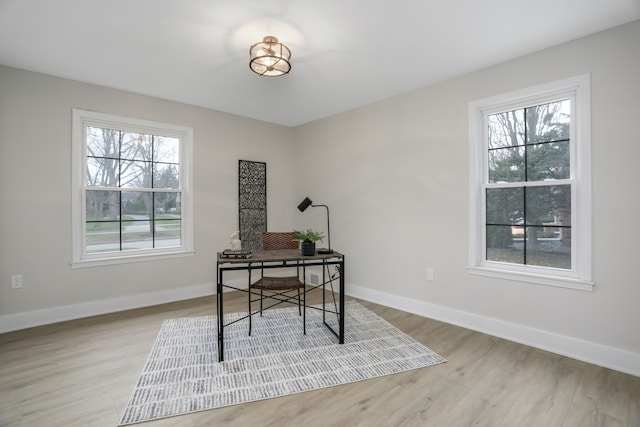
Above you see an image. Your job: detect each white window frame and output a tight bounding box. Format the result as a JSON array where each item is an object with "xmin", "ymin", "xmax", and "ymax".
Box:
[
  {"xmin": 71, "ymin": 109, "xmax": 194, "ymax": 268},
  {"xmin": 468, "ymin": 75, "xmax": 593, "ymax": 291}
]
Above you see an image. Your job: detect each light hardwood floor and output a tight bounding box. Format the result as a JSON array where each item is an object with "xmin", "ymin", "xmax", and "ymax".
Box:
[{"xmin": 1, "ymin": 290, "xmax": 639, "ymax": 427}]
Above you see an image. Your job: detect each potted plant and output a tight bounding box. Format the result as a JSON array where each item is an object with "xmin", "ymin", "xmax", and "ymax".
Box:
[{"xmin": 293, "ymin": 229, "xmax": 324, "ymax": 256}]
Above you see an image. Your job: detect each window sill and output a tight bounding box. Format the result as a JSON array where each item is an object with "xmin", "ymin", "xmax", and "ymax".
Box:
[
  {"xmin": 467, "ymin": 265, "xmax": 594, "ymax": 291},
  {"xmin": 71, "ymin": 250, "xmax": 195, "ymax": 269}
]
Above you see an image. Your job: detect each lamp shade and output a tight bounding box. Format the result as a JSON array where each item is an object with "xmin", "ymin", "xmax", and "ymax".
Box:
[
  {"xmin": 249, "ymin": 36, "xmax": 291, "ymax": 77},
  {"xmin": 297, "ymin": 197, "xmax": 313, "ymax": 212}
]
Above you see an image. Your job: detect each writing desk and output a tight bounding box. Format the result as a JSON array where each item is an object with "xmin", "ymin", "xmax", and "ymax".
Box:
[{"xmin": 216, "ymin": 249, "xmax": 345, "ymax": 362}]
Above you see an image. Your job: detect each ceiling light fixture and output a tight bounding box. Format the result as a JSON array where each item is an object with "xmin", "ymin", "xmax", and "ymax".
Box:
[{"xmin": 249, "ymin": 36, "xmax": 291, "ymax": 77}]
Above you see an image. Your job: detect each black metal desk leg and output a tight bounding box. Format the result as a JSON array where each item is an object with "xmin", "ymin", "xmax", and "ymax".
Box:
[
  {"xmin": 339, "ymin": 257, "xmax": 345, "ymax": 344},
  {"xmin": 302, "ymin": 261, "xmax": 306, "ymax": 335},
  {"xmin": 248, "ymin": 267, "xmax": 252, "ymax": 336},
  {"xmin": 322, "ymin": 260, "xmax": 326, "ymax": 324},
  {"xmin": 217, "ymin": 263, "xmax": 224, "ymax": 362}
]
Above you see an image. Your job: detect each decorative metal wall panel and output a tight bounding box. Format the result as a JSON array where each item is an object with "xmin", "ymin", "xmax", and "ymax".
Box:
[{"xmin": 238, "ymin": 160, "xmax": 266, "ymax": 252}]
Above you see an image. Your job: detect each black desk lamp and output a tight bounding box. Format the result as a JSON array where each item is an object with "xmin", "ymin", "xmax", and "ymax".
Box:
[{"xmin": 297, "ymin": 196, "xmax": 333, "ymax": 254}]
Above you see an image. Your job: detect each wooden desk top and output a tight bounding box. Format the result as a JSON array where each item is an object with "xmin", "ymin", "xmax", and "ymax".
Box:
[{"xmin": 217, "ymin": 249, "xmax": 343, "ymax": 264}]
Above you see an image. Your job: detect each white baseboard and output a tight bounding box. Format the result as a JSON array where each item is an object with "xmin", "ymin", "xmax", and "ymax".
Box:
[
  {"xmin": 3, "ymin": 280, "xmax": 638, "ymax": 377},
  {"xmin": 346, "ymin": 283, "xmax": 640, "ymax": 378},
  {"xmin": 0, "ymin": 274, "xmax": 297, "ymax": 334},
  {"xmin": 0, "ymin": 282, "xmax": 217, "ymax": 334}
]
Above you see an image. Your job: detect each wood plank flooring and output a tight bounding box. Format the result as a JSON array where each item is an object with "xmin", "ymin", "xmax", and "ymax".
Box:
[{"xmin": 1, "ymin": 290, "xmax": 638, "ymax": 427}]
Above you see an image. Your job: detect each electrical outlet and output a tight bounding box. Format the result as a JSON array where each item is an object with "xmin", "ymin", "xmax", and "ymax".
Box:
[
  {"xmin": 426, "ymin": 268, "xmax": 434, "ymax": 281},
  {"xmin": 11, "ymin": 274, "xmax": 23, "ymax": 289},
  {"xmin": 310, "ymin": 273, "xmax": 320, "ymax": 285}
]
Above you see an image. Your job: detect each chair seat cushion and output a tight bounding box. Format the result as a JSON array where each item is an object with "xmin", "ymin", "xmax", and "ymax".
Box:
[{"xmin": 251, "ymin": 276, "xmax": 303, "ymax": 290}]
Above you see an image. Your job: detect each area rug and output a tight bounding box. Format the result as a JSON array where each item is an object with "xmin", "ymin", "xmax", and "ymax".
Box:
[{"xmin": 119, "ymin": 300, "xmax": 446, "ymax": 425}]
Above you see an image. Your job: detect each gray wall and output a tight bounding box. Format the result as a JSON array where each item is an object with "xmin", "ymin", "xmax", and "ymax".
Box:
[
  {"xmin": 293, "ymin": 21, "xmax": 640, "ymax": 372},
  {"xmin": 0, "ymin": 66, "xmax": 296, "ymax": 321},
  {"xmin": 1, "ymin": 20, "xmax": 638, "ymax": 374}
]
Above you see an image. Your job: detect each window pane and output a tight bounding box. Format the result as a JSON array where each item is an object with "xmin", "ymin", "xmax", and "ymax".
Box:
[
  {"xmin": 122, "ymin": 229, "xmax": 154, "ymax": 251},
  {"xmin": 525, "ymin": 185, "xmax": 571, "ymax": 226},
  {"xmin": 154, "ymin": 192, "xmax": 181, "ymax": 216},
  {"xmin": 86, "ymin": 156, "xmax": 119, "ymax": 187},
  {"xmin": 86, "ymin": 126, "xmax": 119, "ymax": 159},
  {"xmin": 488, "ymin": 109, "xmax": 524, "ymax": 149},
  {"xmin": 154, "ymin": 136, "xmax": 180, "ymax": 164},
  {"xmin": 487, "ymin": 225, "xmax": 523, "ymax": 263},
  {"xmin": 122, "ymin": 191, "xmax": 152, "ymax": 217},
  {"xmin": 120, "ymin": 160, "xmax": 152, "ymax": 188},
  {"xmin": 486, "ymin": 187, "xmax": 524, "ymax": 225},
  {"xmin": 121, "ymin": 191, "xmax": 152, "ymax": 251},
  {"xmin": 526, "ymin": 141, "xmax": 570, "ymax": 181},
  {"xmin": 525, "ymin": 100, "xmax": 570, "ymax": 144},
  {"xmin": 154, "ymin": 164, "xmax": 180, "ymax": 189},
  {"xmin": 86, "ymin": 190, "xmax": 119, "ymax": 221},
  {"xmin": 155, "ymin": 219, "xmax": 181, "ymax": 248},
  {"xmin": 525, "ymin": 226, "xmax": 571, "ymax": 269},
  {"xmin": 121, "ymin": 132, "xmax": 152, "ymax": 161},
  {"xmin": 489, "ymin": 146, "xmax": 525, "ymax": 183},
  {"xmin": 86, "ymin": 222, "xmax": 120, "ymax": 254}
]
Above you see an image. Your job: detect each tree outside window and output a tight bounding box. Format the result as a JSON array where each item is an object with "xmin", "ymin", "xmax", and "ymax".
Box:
[{"xmin": 485, "ymin": 100, "xmax": 572, "ymax": 269}]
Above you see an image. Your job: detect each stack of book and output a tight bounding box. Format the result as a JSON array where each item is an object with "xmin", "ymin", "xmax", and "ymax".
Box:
[{"xmin": 219, "ymin": 249, "xmax": 252, "ymax": 259}]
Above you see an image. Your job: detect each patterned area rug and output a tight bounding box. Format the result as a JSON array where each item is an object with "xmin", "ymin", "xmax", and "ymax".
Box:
[{"xmin": 119, "ymin": 300, "xmax": 446, "ymax": 425}]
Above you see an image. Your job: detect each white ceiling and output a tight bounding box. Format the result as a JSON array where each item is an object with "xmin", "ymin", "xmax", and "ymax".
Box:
[{"xmin": 1, "ymin": 1, "xmax": 639, "ymax": 127}]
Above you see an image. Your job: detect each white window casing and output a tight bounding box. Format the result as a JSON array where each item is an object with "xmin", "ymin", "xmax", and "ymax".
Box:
[
  {"xmin": 468, "ymin": 75, "xmax": 593, "ymax": 291},
  {"xmin": 71, "ymin": 109, "xmax": 194, "ymax": 268}
]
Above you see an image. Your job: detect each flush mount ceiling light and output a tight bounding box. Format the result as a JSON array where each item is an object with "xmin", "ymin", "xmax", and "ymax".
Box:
[{"xmin": 249, "ymin": 36, "xmax": 291, "ymax": 77}]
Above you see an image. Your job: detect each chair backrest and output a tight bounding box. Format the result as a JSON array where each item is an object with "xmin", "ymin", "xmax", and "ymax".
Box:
[{"xmin": 261, "ymin": 232, "xmax": 299, "ymax": 250}]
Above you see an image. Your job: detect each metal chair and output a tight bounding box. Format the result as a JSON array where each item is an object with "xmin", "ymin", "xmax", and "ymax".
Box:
[{"xmin": 248, "ymin": 232, "xmax": 305, "ymax": 335}]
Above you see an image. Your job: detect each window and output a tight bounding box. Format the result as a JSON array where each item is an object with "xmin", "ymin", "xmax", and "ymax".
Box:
[
  {"xmin": 468, "ymin": 75, "xmax": 593, "ymax": 290},
  {"xmin": 72, "ymin": 109, "xmax": 193, "ymax": 267}
]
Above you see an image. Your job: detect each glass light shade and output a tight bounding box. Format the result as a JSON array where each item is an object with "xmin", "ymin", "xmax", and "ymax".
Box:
[{"xmin": 249, "ymin": 36, "xmax": 291, "ymax": 77}]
